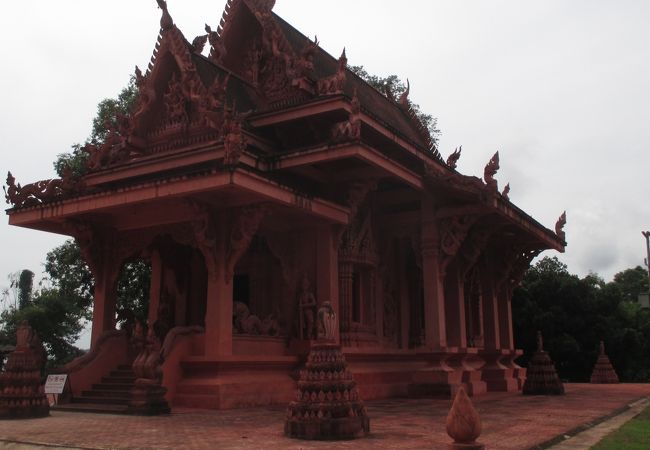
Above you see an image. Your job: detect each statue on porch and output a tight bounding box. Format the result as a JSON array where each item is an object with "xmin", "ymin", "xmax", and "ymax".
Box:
[
  {"xmin": 233, "ymin": 302, "xmax": 263, "ymax": 335},
  {"xmin": 297, "ymin": 275, "xmax": 317, "ymax": 340},
  {"xmin": 129, "ymin": 328, "xmax": 170, "ymax": 415},
  {"xmin": 316, "ymin": 301, "xmax": 337, "ymax": 341}
]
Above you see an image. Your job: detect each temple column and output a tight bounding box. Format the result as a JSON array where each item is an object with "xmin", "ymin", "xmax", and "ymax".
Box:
[
  {"xmin": 205, "ymin": 270, "xmax": 233, "ymax": 358},
  {"xmin": 497, "ymin": 286, "xmax": 514, "ymax": 350},
  {"xmin": 338, "ymin": 262, "xmax": 353, "ymax": 346},
  {"xmin": 480, "ymin": 264, "xmax": 500, "ymax": 350},
  {"xmin": 421, "ymin": 209, "xmax": 447, "ymax": 350},
  {"xmin": 398, "ymin": 241, "xmax": 410, "ymax": 349},
  {"xmin": 444, "ymin": 261, "xmax": 467, "ymax": 348},
  {"xmin": 91, "ymin": 262, "xmax": 119, "ymax": 347},
  {"xmin": 316, "ymin": 225, "xmax": 340, "ymax": 344}
]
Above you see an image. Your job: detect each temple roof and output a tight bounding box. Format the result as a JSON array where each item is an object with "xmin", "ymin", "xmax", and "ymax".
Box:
[{"xmin": 4, "ymin": 0, "xmax": 566, "ymax": 257}]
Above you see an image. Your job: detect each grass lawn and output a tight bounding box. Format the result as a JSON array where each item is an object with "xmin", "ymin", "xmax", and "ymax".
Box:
[{"xmin": 592, "ymin": 404, "xmax": 650, "ymax": 449}]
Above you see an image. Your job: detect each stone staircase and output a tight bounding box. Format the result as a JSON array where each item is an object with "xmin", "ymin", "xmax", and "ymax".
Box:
[{"xmin": 53, "ymin": 364, "xmax": 135, "ymax": 414}]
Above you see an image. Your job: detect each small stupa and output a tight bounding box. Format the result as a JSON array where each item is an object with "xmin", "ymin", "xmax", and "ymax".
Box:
[
  {"xmin": 590, "ymin": 341, "xmax": 619, "ymax": 384},
  {"xmin": 522, "ymin": 331, "xmax": 564, "ymax": 395},
  {"xmin": 285, "ymin": 301, "xmax": 370, "ymax": 440},
  {"xmin": 0, "ymin": 321, "xmax": 49, "ymax": 419}
]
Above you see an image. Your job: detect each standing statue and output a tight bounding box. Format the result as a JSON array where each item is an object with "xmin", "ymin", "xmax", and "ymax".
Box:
[
  {"xmin": 317, "ymin": 301, "xmax": 337, "ymax": 341},
  {"xmin": 297, "ymin": 275, "xmax": 317, "ymax": 340}
]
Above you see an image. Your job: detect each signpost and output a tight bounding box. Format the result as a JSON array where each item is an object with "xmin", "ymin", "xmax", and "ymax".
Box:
[{"xmin": 44, "ymin": 374, "xmax": 68, "ymax": 395}]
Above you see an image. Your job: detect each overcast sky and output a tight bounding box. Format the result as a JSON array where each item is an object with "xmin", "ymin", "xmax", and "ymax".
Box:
[{"xmin": 1, "ymin": 0, "xmax": 649, "ymax": 305}]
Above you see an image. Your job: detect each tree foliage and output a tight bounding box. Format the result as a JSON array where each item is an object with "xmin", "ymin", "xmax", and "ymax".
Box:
[
  {"xmin": 349, "ymin": 65, "xmax": 440, "ymax": 146},
  {"xmin": 54, "ymin": 76, "xmax": 139, "ymax": 178},
  {"xmin": 17, "ymin": 269, "xmax": 34, "ymax": 310},
  {"xmin": 2, "ymin": 77, "xmax": 148, "ymax": 367},
  {"xmin": 513, "ymin": 256, "xmax": 650, "ymax": 382}
]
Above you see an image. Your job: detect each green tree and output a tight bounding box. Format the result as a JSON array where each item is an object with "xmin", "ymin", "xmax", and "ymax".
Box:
[
  {"xmin": 17, "ymin": 269, "xmax": 34, "ymax": 310},
  {"xmin": 513, "ymin": 256, "xmax": 650, "ymax": 382},
  {"xmin": 54, "ymin": 76, "xmax": 139, "ymax": 178},
  {"xmin": 349, "ymin": 65, "xmax": 440, "ymax": 146}
]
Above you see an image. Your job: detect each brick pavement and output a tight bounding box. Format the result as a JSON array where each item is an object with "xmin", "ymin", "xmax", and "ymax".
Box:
[{"xmin": 0, "ymin": 384, "xmax": 648, "ymax": 450}]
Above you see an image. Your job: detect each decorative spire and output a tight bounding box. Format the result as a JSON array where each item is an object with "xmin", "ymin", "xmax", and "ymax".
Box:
[
  {"xmin": 446, "ymin": 146, "xmax": 462, "ymax": 170},
  {"xmin": 483, "ymin": 151, "xmax": 500, "ymax": 190},
  {"xmin": 340, "ymin": 47, "xmax": 347, "ymax": 64},
  {"xmin": 398, "ymin": 79, "xmax": 410, "ymax": 108},
  {"xmin": 156, "ymin": 0, "xmax": 173, "ymax": 31},
  {"xmin": 536, "ymin": 330, "xmax": 544, "ymax": 352},
  {"xmin": 502, "ymin": 183, "xmax": 510, "ymax": 200},
  {"xmin": 555, "ymin": 211, "xmax": 567, "ymax": 242},
  {"xmin": 446, "ymin": 386, "xmax": 484, "ymax": 450},
  {"xmin": 192, "ymin": 34, "xmax": 208, "ymax": 54}
]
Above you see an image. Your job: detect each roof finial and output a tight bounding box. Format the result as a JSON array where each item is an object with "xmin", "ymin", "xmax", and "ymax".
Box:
[
  {"xmin": 398, "ymin": 79, "xmax": 410, "ymax": 108},
  {"xmin": 446, "ymin": 146, "xmax": 462, "ymax": 170},
  {"xmin": 502, "ymin": 183, "xmax": 510, "ymax": 200},
  {"xmin": 483, "ymin": 151, "xmax": 500, "ymax": 190},
  {"xmin": 156, "ymin": 0, "xmax": 173, "ymax": 31},
  {"xmin": 555, "ymin": 211, "xmax": 567, "ymax": 242}
]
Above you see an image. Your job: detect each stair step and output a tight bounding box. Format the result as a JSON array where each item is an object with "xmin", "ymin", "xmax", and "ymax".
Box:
[
  {"xmin": 110, "ymin": 370, "xmax": 135, "ymax": 377},
  {"xmin": 82, "ymin": 389, "xmax": 131, "ymax": 398},
  {"xmin": 74, "ymin": 396, "xmax": 130, "ymax": 405},
  {"xmin": 102, "ymin": 376, "xmax": 136, "ymax": 384},
  {"xmin": 117, "ymin": 364, "xmax": 133, "ymax": 371},
  {"xmin": 52, "ymin": 403, "xmax": 129, "ymax": 414},
  {"xmin": 92, "ymin": 383, "xmax": 134, "ymax": 391}
]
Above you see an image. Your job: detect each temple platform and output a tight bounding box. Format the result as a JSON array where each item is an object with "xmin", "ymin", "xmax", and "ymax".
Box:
[{"xmin": 1, "ymin": 384, "xmax": 648, "ymax": 449}]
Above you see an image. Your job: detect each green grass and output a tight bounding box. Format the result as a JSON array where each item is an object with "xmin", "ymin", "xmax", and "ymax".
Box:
[{"xmin": 591, "ymin": 404, "xmax": 650, "ymax": 449}]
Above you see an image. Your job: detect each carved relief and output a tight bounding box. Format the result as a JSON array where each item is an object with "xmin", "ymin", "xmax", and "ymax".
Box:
[
  {"xmin": 438, "ymin": 215, "xmax": 479, "ymax": 276},
  {"xmin": 483, "ymin": 151, "xmax": 500, "ymax": 191},
  {"xmin": 226, "ymin": 205, "xmax": 269, "ymax": 282},
  {"xmin": 188, "ymin": 202, "xmax": 219, "ymax": 278},
  {"xmin": 317, "ymin": 49, "xmax": 347, "ymax": 95},
  {"xmin": 222, "ymin": 113, "xmax": 246, "ymax": 167},
  {"xmin": 446, "ymin": 146, "xmax": 462, "ymax": 170},
  {"xmin": 206, "ymin": 24, "xmax": 227, "ymax": 64},
  {"xmin": 459, "ymin": 227, "xmax": 494, "ymax": 279},
  {"xmin": 4, "ymin": 169, "xmax": 82, "ymax": 209},
  {"xmin": 331, "ymin": 90, "xmax": 361, "ymax": 143},
  {"xmin": 131, "ymin": 65, "xmax": 156, "ymax": 130},
  {"xmin": 163, "ymin": 73, "xmax": 189, "ymax": 125}
]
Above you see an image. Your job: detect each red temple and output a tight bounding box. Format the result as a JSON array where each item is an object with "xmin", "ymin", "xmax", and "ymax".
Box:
[{"xmin": 5, "ymin": 0, "xmax": 565, "ymax": 411}]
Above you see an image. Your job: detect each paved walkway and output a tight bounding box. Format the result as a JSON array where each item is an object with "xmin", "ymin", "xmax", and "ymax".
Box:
[{"xmin": 0, "ymin": 384, "xmax": 648, "ymax": 450}]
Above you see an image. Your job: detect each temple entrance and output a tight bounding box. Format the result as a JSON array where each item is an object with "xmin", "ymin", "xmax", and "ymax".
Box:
[
  {"xmin": 232, "ymin": 235, "xmax": 286, "ymax": 336},
  {"xmin": 149, "ymin": 238, "xmax": 208, "ymax": 342},
  {"xmin": 115, "ymin": 259, "xmax": 152, "ymax": 331}
]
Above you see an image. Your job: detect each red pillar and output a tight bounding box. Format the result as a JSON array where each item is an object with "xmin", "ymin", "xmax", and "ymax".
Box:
[
  {"xmin": 204, "ymin": 271, "xmax": 233, "ymax": 358},
  {"xmin": 497, "ymin": 286, "xmax": 514, "ymax": 350},
  {"xmin": 480, "ymin": 264, "xmax": 501, "ymax": 350},
  {"xmin": 421, "ymin": 202, "xmax": 447, "ymax": 350},
  {"xmin": 444, "ymin": 261, "xmax": 467, "ymax": 348},
  {"xmin": 316, "ymin": 225, "xmax": 340, "ymax": 344},
  {"xmin": 91, "ymin": 263, "xmax": 118, "ymax": 347}
]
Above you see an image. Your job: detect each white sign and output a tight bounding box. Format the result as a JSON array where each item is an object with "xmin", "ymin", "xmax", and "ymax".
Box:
[{"xmin": 44, "ymin": 374, "xmax": 68, "ymax": 394}]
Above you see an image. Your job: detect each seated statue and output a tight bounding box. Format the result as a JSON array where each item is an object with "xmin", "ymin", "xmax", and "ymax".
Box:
[{"xmin": 233, "ymin": 301, "xmax": 262, "ymax": 335}]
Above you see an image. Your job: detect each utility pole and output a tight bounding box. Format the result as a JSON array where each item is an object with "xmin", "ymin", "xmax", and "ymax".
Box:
[{"xmin": 641, "ymin": 231, "xmax": 650, "ymax": 295}]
